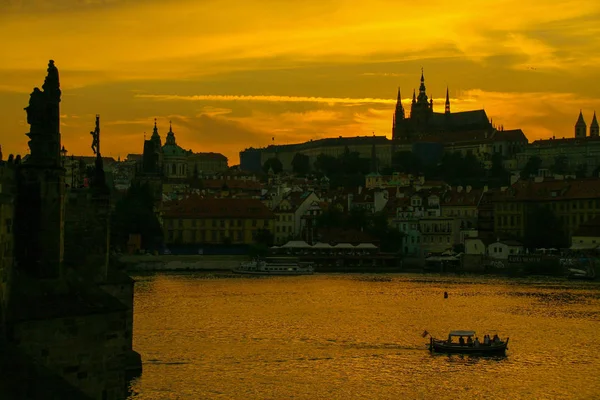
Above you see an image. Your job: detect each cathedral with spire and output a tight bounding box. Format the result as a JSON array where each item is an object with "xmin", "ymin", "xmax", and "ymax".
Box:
[{"xmin": 392, "ymin": 70, "xmax": 493, "ymax": 142}]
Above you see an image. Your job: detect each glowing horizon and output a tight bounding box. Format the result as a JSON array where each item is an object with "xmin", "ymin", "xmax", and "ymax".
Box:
[{"xmin": 1, "ymin": 0, "xmax": 599, "ymax": 163}]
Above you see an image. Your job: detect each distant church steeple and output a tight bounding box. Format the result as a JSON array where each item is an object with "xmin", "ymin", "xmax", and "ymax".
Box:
[
  {"xmin": 575, "ymin": 111, "xmax": 587, "ymax": 138},
  {"xmin": 165, "ymin": 120, "xmax": 177, "ymax": 145},
  {"xmin": 445, "ymin": 87, "xmax": 450, "ymax": 114},
  {"xmin": 590, "ymin": 112, "xmax": 599, "ymax": 137}
]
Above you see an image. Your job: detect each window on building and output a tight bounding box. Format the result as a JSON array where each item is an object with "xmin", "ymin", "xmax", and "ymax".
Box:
[
  {"xmin": 191, "ymin": 219, "xmax": 197, "ymax": 227},
  {"xmin": 220, "ymin": 220, "xmax": 225, "ymax": 228},
  {"xmin": 252, "ymin": 219, "xmax": 257, "ymax": 227}
]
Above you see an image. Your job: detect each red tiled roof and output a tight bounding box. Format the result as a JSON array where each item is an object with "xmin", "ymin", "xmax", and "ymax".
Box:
[
  {"xmin": 202, "ymin": 179, "xmax": 262, "ymax": 191},
  {"xmin": 491, "ymin": 129, "xmax": 528, "ymax": 143},
  {"xmin": 531, "ymin": 136, "xmax": 600, "ymax": 146},
  {"xmin": 441, "ymin": 188, "xmax": 483, "ymax": 206},
  {"xmin": 163, "ymin": 197, "xmax": 275, "ymax": 219},
  {"xmin": 495, "ymin": 178, "xmax": 600, "ymax": 202},
  {"xmin": 189, "ymin": 152, "xmax": 227, "ymax": 160}
]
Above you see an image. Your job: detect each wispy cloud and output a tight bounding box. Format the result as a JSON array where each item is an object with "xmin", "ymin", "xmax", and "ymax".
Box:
[{"xmin": 136, "ymin": 93, "xmax": 397, "ymax": 105}]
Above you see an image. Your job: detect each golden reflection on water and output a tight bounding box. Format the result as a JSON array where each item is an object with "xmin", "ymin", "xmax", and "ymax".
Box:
[{"xmin": 129, "ymin": 274, "xmax": 600, "ymax": 400}]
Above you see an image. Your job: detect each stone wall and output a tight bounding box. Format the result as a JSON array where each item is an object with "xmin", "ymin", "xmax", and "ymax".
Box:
[
  {"xmin": 13, "ymin": 309, "xmax": 129, "ymax": 400},
  {"xmin": 121, "ymin": 254, "xmax": 245, "ymax": 272},
  {"xmin": 64, "ymin": 190, "xmax": 109, "ymax": 282}
]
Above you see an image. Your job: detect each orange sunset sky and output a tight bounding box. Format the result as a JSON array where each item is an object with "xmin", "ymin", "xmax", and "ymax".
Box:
[{"xmin": 1, "ymin": 0, "xmax": 599, "ymax": 164}]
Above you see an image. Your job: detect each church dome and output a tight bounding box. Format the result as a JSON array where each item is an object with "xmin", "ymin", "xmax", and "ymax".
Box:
[{"xmin": 162, "ymin": 122, "xmax": 188, "ymax": 157}]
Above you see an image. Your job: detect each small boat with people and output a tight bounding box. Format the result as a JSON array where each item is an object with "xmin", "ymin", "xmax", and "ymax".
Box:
[
  {"xmin": 427, "ymin": 330, "xmax": 509, "ymax": 355},
  {"xmin": 232, "ymin": 257, "xmax": 315, "ymax": 276}
]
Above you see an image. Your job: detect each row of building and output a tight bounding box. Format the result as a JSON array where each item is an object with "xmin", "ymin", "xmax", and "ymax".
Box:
[{"xmin": 154, "ymin": 168, "xmax": 600, "ymax": 259}]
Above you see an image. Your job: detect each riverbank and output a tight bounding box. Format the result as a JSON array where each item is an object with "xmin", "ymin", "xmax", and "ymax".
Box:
[{"xmin": 119, "ymin": 255, "xmax": 246, "ymax": 272}]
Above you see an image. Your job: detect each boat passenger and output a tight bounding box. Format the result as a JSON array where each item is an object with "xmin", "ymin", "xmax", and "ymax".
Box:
[
  {"xmin": 447, "ymin": 334, "xmax": 453, "ymax": 343},
  {"xmin": 474, "ymin": 337, "xmax": 480, "ymax": 347},
  {"xmin": 467, "ymin": 336, "xmax": 473, "ymax": 346},
  {"xmin": 493, "ymin": 334, "xmax": 500, "ymax": 344},
  {"xmin": 484, "ymin": 335, "xmax": 490, "ymax": 345},
  {"xmin": 459, "ymin": 336, "xmax": 465, "ymax": 346}
]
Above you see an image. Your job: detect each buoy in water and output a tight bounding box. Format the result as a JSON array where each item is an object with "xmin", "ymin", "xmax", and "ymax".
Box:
[{"xmin": 444, "ymin": 291, "xmax": 449, "ymax": 299}]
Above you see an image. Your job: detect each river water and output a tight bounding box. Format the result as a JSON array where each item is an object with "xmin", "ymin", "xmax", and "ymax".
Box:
[{"xmin": 128, "ymin": 273, "xmax": 600, "ymax": 400}]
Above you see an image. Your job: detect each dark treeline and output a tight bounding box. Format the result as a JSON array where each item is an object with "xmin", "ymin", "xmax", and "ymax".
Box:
[
  {"xmin": 316, "ymin": 207, "xmax": 404, "ymax": 253},
  {"xmin": 263, "ymin": 148, "xmax": 518, "ymax": 189},
  {"xmin": 110, "ymin": 183, "xmax": 163, "ymax": 252}
]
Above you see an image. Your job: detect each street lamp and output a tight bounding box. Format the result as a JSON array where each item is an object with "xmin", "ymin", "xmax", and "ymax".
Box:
[{"xmin": 60, "ymin": 145, "xmax": 68, "ymax": 167}]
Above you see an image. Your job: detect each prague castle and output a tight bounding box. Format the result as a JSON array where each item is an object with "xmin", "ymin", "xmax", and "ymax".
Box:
[
  {"xmin": 240, "ymin": 71, "xmax": 528, "ymax": 173},
  {"xmin": 391, "ymin": 70, "xmax": 493, "ymax": 142}
]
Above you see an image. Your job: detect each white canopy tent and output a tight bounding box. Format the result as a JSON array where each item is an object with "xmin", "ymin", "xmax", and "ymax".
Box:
[
  {"xmin": 355, "ymin": 243, "xmax": 378, "ymax": 249},
  {"xmin": 280, "ymin": 241, "xmax": 312, "ymax": 249},
  {"xmin": 334, "ymin": 243, "xmax": 355, "ymax": 249}
]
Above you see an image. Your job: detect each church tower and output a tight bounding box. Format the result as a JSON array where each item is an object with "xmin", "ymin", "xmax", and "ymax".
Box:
[
  {"xmin": 410, "ymin": 69, "xmax": 433, "ymax": 129},
  {"xmin": 445, "ymin": 87, "xmax": 451, "ymax": 114},
  {"xmin": 575, "ymin": 111, "xmax": 587, "ymax": 138},
  {"xmin": 151, "ymin": 118, "xmax": 162, "ymax": 148},
  {"xmin": 392, "ymin": 87, "xmax": 405, "ymax": 140},
  {"xmin": 590, "ymin": 112, "xmax": 599, "ymax": 137},
  {"xmin": 15, "ymin": 60, "xmax": 65, "ymax": 280}
]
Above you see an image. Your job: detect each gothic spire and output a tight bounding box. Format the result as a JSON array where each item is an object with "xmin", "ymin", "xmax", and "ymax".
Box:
[
  {"xmin": 416, "ymin": 69, "xmax": 429, "ymax": 105},
  {"xmin": 395, "ymin": 87, "xmax": 405, "ymax": 119},
  {"xmin": 575, "ymin": 110, "xmax": 587, "ymax": 138},
  {"xmin": 445, "ymin": 86, "xmax": 450, "ymax": 114},
  {"xmin": 419, "ymin": 69, "xmax": 426, "ymax": 94},
  {"xmin": 576, "ymin": 110, "xmax": 586, "ymax": 126},
  {"xmin": 412, "ymin": 89, "xmax": 416, "ymax": 104},
  {"xmin": 591, "ymin": 111, "xmax": 599, "ymax": 137}
]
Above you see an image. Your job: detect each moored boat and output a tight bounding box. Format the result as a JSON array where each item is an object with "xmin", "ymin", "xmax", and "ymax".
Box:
[
  {"xmin": 232, "ymin": 257, "xmax": 314, "ymax": 276},
  {"xmin": 429, "ymin": 330, "xmax": 509, "ymax": 355}
]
